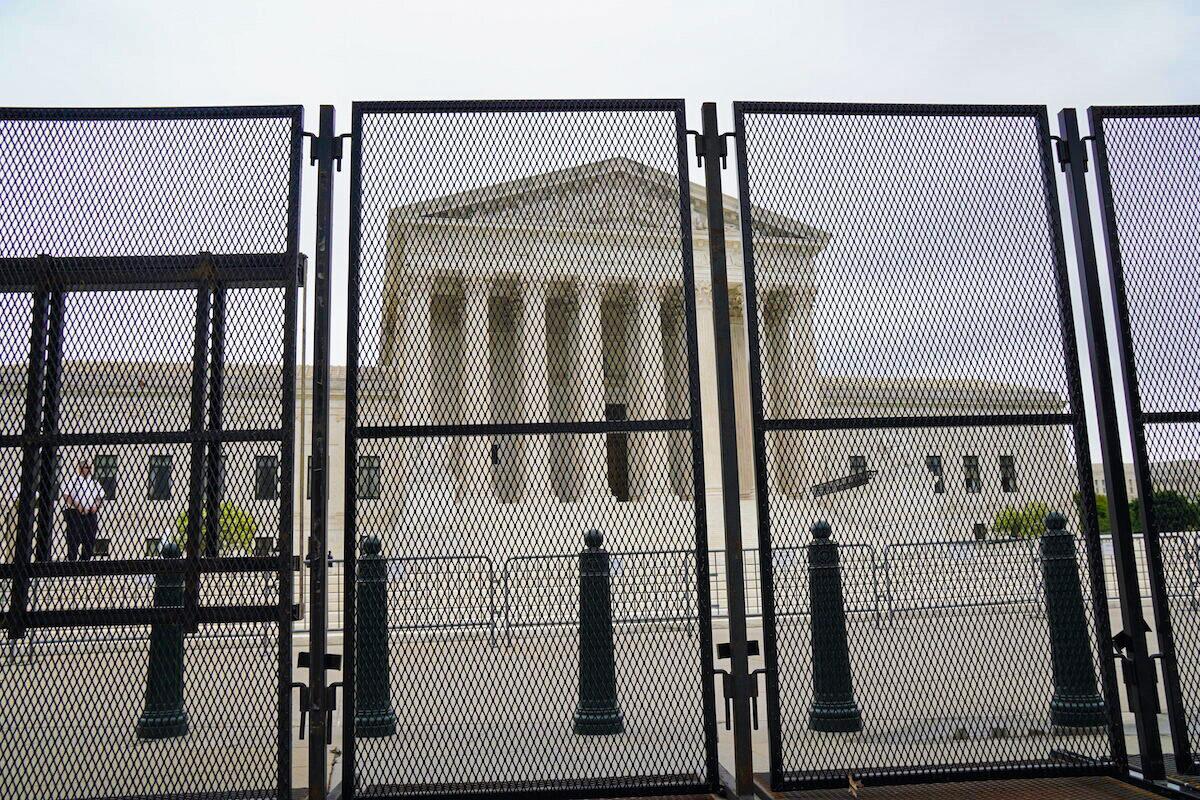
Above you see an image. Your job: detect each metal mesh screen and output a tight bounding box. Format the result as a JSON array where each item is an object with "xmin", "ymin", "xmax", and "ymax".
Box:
[
  {"xmin": 344, "ymin": 100, "xmax": 715, "ymax": 797},
  {"xmin": 1091, "ymin": 105, "xmax": 1200, "ymax": 772},
  {"xmin": 734, "ymin": 103, "xmax": 1120, "ymax": 787},
  {"xmin": 0, "ymin": 106, "xmax": 303, "ymax": 800}
]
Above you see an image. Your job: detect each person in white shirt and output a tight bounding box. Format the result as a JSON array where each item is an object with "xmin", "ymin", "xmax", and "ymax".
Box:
[{"xmin": 61, "ymin": 458, "xmax": 105, "ymax": 561}]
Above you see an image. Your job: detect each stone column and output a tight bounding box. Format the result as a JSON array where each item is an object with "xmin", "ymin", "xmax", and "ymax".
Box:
[
  {"xmin": 630, "ymin": 286, "xmax": 669, "ymax": 500},
  {"xmin": 461, "ymin": 279, "xmax": 492, "ymax": 500},
  {"xmin": 782, "ymin": 288, "xmax": 815, "ymax": 497},
  {"xmin": 401, "ymin": 281, "xmax": 435, "ymax": 500},
  {"xmin": 521, "ymin": 281, "xmax": 552, "ymax": 501},
  {"xmin": 577, "ymin": 283, "xmax": 610, "ymax": 498}
]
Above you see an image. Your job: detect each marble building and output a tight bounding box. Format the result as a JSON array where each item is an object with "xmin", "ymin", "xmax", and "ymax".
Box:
[{"xmin": 0, "ymin": 157, "xmax": 1082, "ymax": 563}]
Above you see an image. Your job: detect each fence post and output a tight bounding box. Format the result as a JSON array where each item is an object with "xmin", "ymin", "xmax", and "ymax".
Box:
[
  {"xmin": 136, "ymin": 542, "xmax": 189, "ymax": 739},
  {"xmin": 573, "ymin": 529, "xmax": 623, "ymax": 735},
  {"xmin": 1059, "ymin": 106, "xmax": 1162, "ymax": 776},
  {"xmin": 354, "ymin": 535, "xmax": 396, "ymax": 738},
  {"xmin": 1039, "ymin": 513, "xmax": 1107, "ymax": 729},
  {"xmin": 696, "ymin": 99, "xmax": 754, "ymax": 795},
  {"xmin": 807, "ymin": 521, "xmax": 862, "ymax": 732}
]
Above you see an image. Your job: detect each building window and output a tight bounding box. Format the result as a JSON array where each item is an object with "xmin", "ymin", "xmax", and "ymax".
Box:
[
  {"xmin": 95, "ymin": 454, "xmax": 118, "ymax": 500},
  {"xmin": 1000, "ymin": 455, "xmax": 1017, "ymax": 493},
  {"xmin": 148, "ymin": 455, "xmax": 172, "ymax": 501},
  {"xmin": 926, "ymin": 454, "xmax": 945, "ymax": 494},
  {"xmin": 849, "ymin": 455, "xmax": 867, "ymax": 474},
  {"xmin": 963, "ymin": 455, "xmax": 981, "ymax": 494},
  {"xmin": 255, "ymin": 455, "xmax": 279, "ymax": 501},
  {"xmin": 356, "ymin": 455, "xmax": 381, "ymax": 500}
]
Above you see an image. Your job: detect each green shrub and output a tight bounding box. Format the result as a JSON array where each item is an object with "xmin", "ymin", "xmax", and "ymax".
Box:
[
  {"xmin": 1130, "ymin": 490, "xmax": 1200, "ymax": 533},
  {"xmin": 993, "ymin": 501, "xmax": 1051, "ymax": 539},
  {"xmin": 173, "ymin": 503, "xmax": 258, "ymax": 554},
  {"xmin": 1074, "ymin": 492, "xmax": 1111, "ymax": 533}
]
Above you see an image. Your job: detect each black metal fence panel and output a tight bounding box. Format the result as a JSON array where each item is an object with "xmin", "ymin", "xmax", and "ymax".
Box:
[
  {"xmin": 0, "ymin": 106, "xmax": 304, "ymax": 800},
  {"xmin": 1090, "ymin": 105, "xmax": 1200, "ymax": 774},
  {"xmin": 733, "ymin": 103, "xmax": 1122, "ymax": 788},
  {"xmin": 344, "ymin": 100, "xmax": 716, "ymax": 798}
]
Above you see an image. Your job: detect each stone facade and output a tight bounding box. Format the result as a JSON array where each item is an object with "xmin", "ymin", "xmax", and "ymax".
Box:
[{"xmin": 0, "ymin": 158, "xmax": 1085, "ymax": 563}]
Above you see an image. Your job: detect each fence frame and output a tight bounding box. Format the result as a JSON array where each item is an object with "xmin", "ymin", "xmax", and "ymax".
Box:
[
  {"xmin": 1080, "ymin": 104, "xmax": 1200, "ymax": 776},
  {"xmin": 341, "ymin": 98, "xmax": 719, "ymax": 800},
  {"xmin": 732, "ymin": 101, "xmax": 1125, "ymax": 790},
  {"xmin": 0, "ymin": 104, "xmax": 306, "ymax": 800}
]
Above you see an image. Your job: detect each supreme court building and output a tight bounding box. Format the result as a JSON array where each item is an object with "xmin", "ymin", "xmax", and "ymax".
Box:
[{"xmin": 0, "ymin": 158, "xmax": 1078, "ymax": 563}]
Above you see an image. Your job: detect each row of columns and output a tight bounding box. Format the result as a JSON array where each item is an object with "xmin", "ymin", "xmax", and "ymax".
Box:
[{"xmin": 395, "ymin": 276, "xmax": 688, "ymax": 503}]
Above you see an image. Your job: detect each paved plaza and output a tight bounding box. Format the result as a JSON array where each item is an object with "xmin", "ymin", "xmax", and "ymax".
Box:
[{"xmin": 2, "ymin": 586, "xmax": 1195, "ymax": 799}]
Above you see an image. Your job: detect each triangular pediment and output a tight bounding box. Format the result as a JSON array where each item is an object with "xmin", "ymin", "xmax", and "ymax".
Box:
[{"xmin": 396, "ymin": 157, "xmax": 828, "ymax": 246}]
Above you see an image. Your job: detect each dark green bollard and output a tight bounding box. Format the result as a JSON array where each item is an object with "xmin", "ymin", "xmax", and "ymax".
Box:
[
  {"xmin": 1040, "ymin": 512, "xmax": 1107, "ymax": 729},
  {"xmin": 136, "ymin": 541, "xmax": 189, "ymax": 739},
  {"xmin": 808, "ymin": 520, "xmax": 863, "ymax": 733},
  {"xmin": 355, "ymin": 535, "xmax": 398, "ymax": 737},
  {"xmin": 573, "ymin": 529, "xmax": 624, "ymax": 735}
]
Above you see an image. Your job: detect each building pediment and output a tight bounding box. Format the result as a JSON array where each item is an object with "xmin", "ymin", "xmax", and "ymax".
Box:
[{"xmin": 396, "ymin": 157, "xmax": 828, "ymax": 247}]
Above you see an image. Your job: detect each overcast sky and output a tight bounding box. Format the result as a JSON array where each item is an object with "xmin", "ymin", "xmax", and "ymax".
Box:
[{"xmin": 1, "ymin": 0, "xmax": 1197, "ymax": 463}]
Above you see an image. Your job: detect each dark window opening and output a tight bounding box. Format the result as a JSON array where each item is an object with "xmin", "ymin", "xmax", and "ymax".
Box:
[
  {"xmin": 1000, "ymin": 455, "xmax": 1017, "ymax": 493},
  {"xmin": 964, "ymin": 455, "xmax": 981, "ymax": 494},
  {"xmin": 357, "ymin": 455, "xmax": 382, "ymax": 500},
  {"xmin": 95, "ymin": 454, "xmax": 118, "ymax": 500},
  {"xmin": 148, "ymin": 455, "xmax": 172, "ymax": 501},
  {"xmin": 255, "ymin": 455, "xmax": 279, "ymax": 501},
  {"xmin": 926, "ymin": 454, "xmax": 945, "ymax": 494}
]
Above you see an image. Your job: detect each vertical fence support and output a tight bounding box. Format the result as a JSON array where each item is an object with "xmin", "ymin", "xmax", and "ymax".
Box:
[
  {"xmin": 33, "ymin": 288, "xmax": 65, "ymax": 564},
  {"xmin": 1057, "ymin": 107, "xmax": 1165, "ymax": 780},
  {"xmin": 183, "ymin": 279, "xmax": 212, "ymax": 633},
  {"xmin": 309, "ymin": 103, "xmax": 337, "ymax": 800},
  {"xmin": 697, "ymin": 101, "xmax": 754, "ymax": 796},
  {"xmin": 203, "ymin": 285, "xmax": 227, "ymax": 557},
  {"xmin": 6, "ymin": 287, "xmax": 51, "ymax": 640}
]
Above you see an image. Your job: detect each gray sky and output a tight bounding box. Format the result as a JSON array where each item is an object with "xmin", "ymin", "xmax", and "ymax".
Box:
[{"xmin": 1, "ymin": 0, "xmax": 1198, "ymax": 462}]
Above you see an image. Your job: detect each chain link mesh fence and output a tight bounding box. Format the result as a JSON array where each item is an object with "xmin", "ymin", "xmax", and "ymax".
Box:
[
  {"xmin": 344, "ymin": 100, "xmax": 716, "ymax": 798},
  {"xmin": 0, "ymin": 106, "xmax": 303, "ymax": 800},
  {"xmin": 734, "ymin": 103, "xmax": 1121, "ymax": 788}
]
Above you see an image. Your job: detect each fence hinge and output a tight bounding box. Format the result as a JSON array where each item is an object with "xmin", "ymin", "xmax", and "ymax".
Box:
[
  {"xmin": 304, "ymin": 130, "xmax": 352, "ymax": 171},
  {"xmin": 688, "ymin": 129, "xmax": 736, "ymax": 169},
  {"xmin": 1053, "ymin": 134, "xmax": 1089, "ymax": 174}
]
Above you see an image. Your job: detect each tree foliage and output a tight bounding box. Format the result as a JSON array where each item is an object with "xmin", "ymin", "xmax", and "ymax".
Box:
[
  {"xmin": 173, "ymin": 503, "xmax": 258, "ymax": 554},
  {"xmin": 1130, "ymin": 490, "xmax": 1200, "ymax": 533},
  {"xmin": 993, "ymin": 501, "xmax": 1051, "ymax": 539}
]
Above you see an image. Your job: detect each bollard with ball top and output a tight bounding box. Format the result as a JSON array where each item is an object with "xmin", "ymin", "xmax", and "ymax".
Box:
[
  {"xmin": 355, "ymin": 535, "xmax": 398, "ymax": 737},
  {"xmin": 1040, "ymin": 512, "xmax": 1107, "ymax": 729},
  {"xmin": 136, "ymin": 541, "xmax": 189, "ymax": 739},
  {"xmin": 573, "ymin": 529, "xmax": 624, "ymax": 735},
  {"xmin": 807, "ymin": 520, "xmax": 863, "ymax": 733}
]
